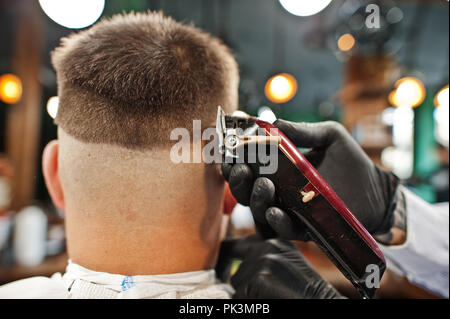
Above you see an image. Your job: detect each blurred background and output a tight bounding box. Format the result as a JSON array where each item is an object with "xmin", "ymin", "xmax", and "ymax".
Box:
[{"xmin": 0, "ymin": 0, "xmax": 448, "ymax": 298}]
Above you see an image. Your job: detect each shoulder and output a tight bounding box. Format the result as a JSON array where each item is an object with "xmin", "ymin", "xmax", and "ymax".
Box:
[{"xmin": 0, "ymin": 275, "xmax": 69, "ymax": 299}]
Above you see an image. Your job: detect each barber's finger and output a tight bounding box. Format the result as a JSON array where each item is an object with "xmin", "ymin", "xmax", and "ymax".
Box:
[
  {"xmin": 217, "ymin": 235, "xmax": 263, "ymax": 261},
  {"xmin": 228, "ymin": 164, "xmax": 254, "ymax": 206},
  {"xmin": 265, "ymin": 207, "xmax": 310, "ymax": 241},
  {"xmin": 230, "ymin": 243, "xmax": 297, "ymax": 297},
  {"xmin": 233, "ymin": 272, "xmax": 291, "ymax": 299},
  {"xmin": 275, "ymin": 119, "xmax": 344, "ymax": 149},
  {"xmin": 215, "ymin": 235, "xmax": 263, "ymax": 283},
  {"xmin": 250, "ymin": 177, "xmax": 276, "ymax": 224},
  {"xmin": 230, "ymin": 257, "xmax": 259, "ymax": 291}
]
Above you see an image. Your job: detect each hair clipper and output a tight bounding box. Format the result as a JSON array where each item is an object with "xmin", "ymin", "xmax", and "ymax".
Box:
[{"xmin": 216, "ymin": 107, "xmax": 386, "ymax": 299}]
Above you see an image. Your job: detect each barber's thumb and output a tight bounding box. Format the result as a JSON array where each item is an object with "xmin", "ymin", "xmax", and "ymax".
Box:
[
  {"xmin": 233, "ymin": 272, "xmax": 289, "ymax": 299},
  {"xmin": 227, "ymin": 163, "xmax": 254, "ymax": 206}
]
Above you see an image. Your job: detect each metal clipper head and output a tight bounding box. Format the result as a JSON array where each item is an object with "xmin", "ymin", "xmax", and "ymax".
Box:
[{"xmin": 216, "ymin": 106, "xmax": 280, "ymax": 159}]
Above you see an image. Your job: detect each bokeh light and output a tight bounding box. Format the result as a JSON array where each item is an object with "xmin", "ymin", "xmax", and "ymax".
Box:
[
  {"xmin": 434, "ymin": 84, "xmax": 449, "ymax": 108},
  {"xmin": 46, "ymin": 96, "xmax": 59, "ymax": 119},
  {"xmin": 392, "ymin": 105, "xmax": 414, "ymax": 147},
  {"xmin": 0, "ymin": 74, "xmax": 22, "ymax": 104},
  {"xmin": 434, "ymin": 104, "xmax": 449, "ymax": 148},
  {"xmin": 381, "ymin": 107, "xmax": 396, "ymax": 126},
  {"xmin": 389, "ymin": 77, "xmax": 426, "ymax": 108},
  {"xmin": 386, "ymin": 7, "xmax": 404, "ymax": 24},
  {"xmin": 434, "ymin": 85, "xmax": 449, "ymax": 147},
  {"xmin": 257, "ymin": 106, "xmax": 277, "ymax": 123},
  {"xmin": 337, "ymin": 33, "xmax": 356, "ymax": 52},
  {"xmin": 384, "ymin": 105, "xmax": 415, "ymax": 179},
  {"xmin": 279, "ymin": 0, "xmax": 333, "ymax": 17},
  {"xmin": 39, "ymin": 0, "xmax": 105, "ymax": 29},
  {"xmin": 265, "ymin": 73, "xmax": 298, "ymax": 104},
  {"xmin": 381, "ymin": 146, "xmax": 413, "ymax": 179}
]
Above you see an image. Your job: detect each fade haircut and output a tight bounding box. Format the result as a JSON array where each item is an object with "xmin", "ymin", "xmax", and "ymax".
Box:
[{"xmin": 51, "ymin": 11, "xmax": 239, "ymax": 149}]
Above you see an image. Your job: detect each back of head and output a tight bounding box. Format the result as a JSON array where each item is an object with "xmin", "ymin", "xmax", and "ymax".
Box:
[
  {"xmin": 47, "ymin": 12, "xmax": 239, "ymax": 273},
  {"xmin": 52, "ymin": 11, "xmax": 238, "ymax": 148}
]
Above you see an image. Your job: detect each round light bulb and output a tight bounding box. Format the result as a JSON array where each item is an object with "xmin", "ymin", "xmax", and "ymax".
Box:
[
  {"xmin": 279, "ymin": 0, "xmax": 333, "ymax": 17},
  {"xmin": 389, "ymin": 77, "xmax": 426, "ymax": 108},
  {"xmin": 0, "ymin": 74, "xmax": 22, "ymax": 104},
  {"xmin": 337, "ymin": 33, "xmax": 356, "ymax": 52},
  {"xmin": 39, "ymin": 0, "xmax": 105, "ymax": 29},
  {"xmin": 265, "ymin": 73, "xmax": 298, "ymax": 104}
]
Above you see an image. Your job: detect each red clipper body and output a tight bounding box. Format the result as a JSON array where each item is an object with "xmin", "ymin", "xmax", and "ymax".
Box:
[{"xmin": 216, "ymin": 107, "xmax": 386, "ymax": 299}]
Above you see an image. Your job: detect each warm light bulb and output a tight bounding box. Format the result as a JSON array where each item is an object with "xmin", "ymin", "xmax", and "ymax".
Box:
[
  {"xmin": 389, "ymin": 77, "xmax": 426, "ymax": 108},
  {"xmin": 265, "ymin": 73, "xmax": 298, "ymax": 104},
  {"xmin": 337, "ymin": 33, "xmax": 355, "ymax": 52},
  {"xmin": 434, "ymin": 85, "xmax": 449, "ymax": 108},
  {"xmin": 0, "ymin": 74, "xmax": 22, "ymax": 104}
]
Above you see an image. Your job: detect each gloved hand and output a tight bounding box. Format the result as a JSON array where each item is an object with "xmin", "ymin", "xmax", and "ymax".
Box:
[
  {"xmin": 215, "ymin": 235, "xmax": 345, "ymax": 299},
  {"xmin": 222, "ymin": 120, "xmax": 400, "ymax": 241}
]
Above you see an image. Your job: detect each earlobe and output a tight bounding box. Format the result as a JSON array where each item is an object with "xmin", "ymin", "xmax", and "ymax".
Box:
[{"xmin": 42, "ymin": 140, "xmax": 65, "ymax": 210}]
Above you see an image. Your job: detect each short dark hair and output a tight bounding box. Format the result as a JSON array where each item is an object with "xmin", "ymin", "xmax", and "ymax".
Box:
[{"xmin": 51, "ymin": 11, "xmax": 239, "ymax": 148}]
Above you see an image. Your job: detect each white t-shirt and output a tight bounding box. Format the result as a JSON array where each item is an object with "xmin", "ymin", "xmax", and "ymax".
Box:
[
  {"xmin": 380, "ymin": 186, "xmax": 449, "ymax": 298},
  {"xmin": 0, "ymin": 261, "xmax": 234, "ymax": 299}
]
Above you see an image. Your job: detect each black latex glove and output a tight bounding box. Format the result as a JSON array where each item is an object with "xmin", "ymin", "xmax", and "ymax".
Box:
[
  {"xmin": 215, "ymin": 235, "xmax": 345, "ymax": 299},
  {"xmin": 222, "ymin": 120, "xmax": 399, "ymax": 240}
]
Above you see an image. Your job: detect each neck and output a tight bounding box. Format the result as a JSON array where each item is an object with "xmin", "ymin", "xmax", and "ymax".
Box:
[
  {"xmin": 57, "ymin": 140, "xmax": 228, "ymax": 275},
  {"xmin": 65, "ymin": 211, "xmax": 227, "ymax": 275}
]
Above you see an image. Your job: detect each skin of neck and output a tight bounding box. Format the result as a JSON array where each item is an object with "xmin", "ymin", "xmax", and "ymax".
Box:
[
  {"xmin": 56, "ymin": 130, "xmax": 228, "ymax": 275},
  {"xmin": 64, "ymin": 193, "xmax": 227, "ymax": 275}
]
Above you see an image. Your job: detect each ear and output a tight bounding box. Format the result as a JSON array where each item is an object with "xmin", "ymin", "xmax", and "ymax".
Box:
[{"xmin": 42, "ymin": 140, "xmax": 65, "ymax": 210}]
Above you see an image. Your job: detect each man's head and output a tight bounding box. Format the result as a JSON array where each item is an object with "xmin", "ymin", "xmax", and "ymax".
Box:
[
  {"xmin": 42, "ymin": 11, "xmax": 239, "ymax": 274},
  {"xmin": 51, "ymin": 11, "xmax": 238, "ymax": 147}
]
